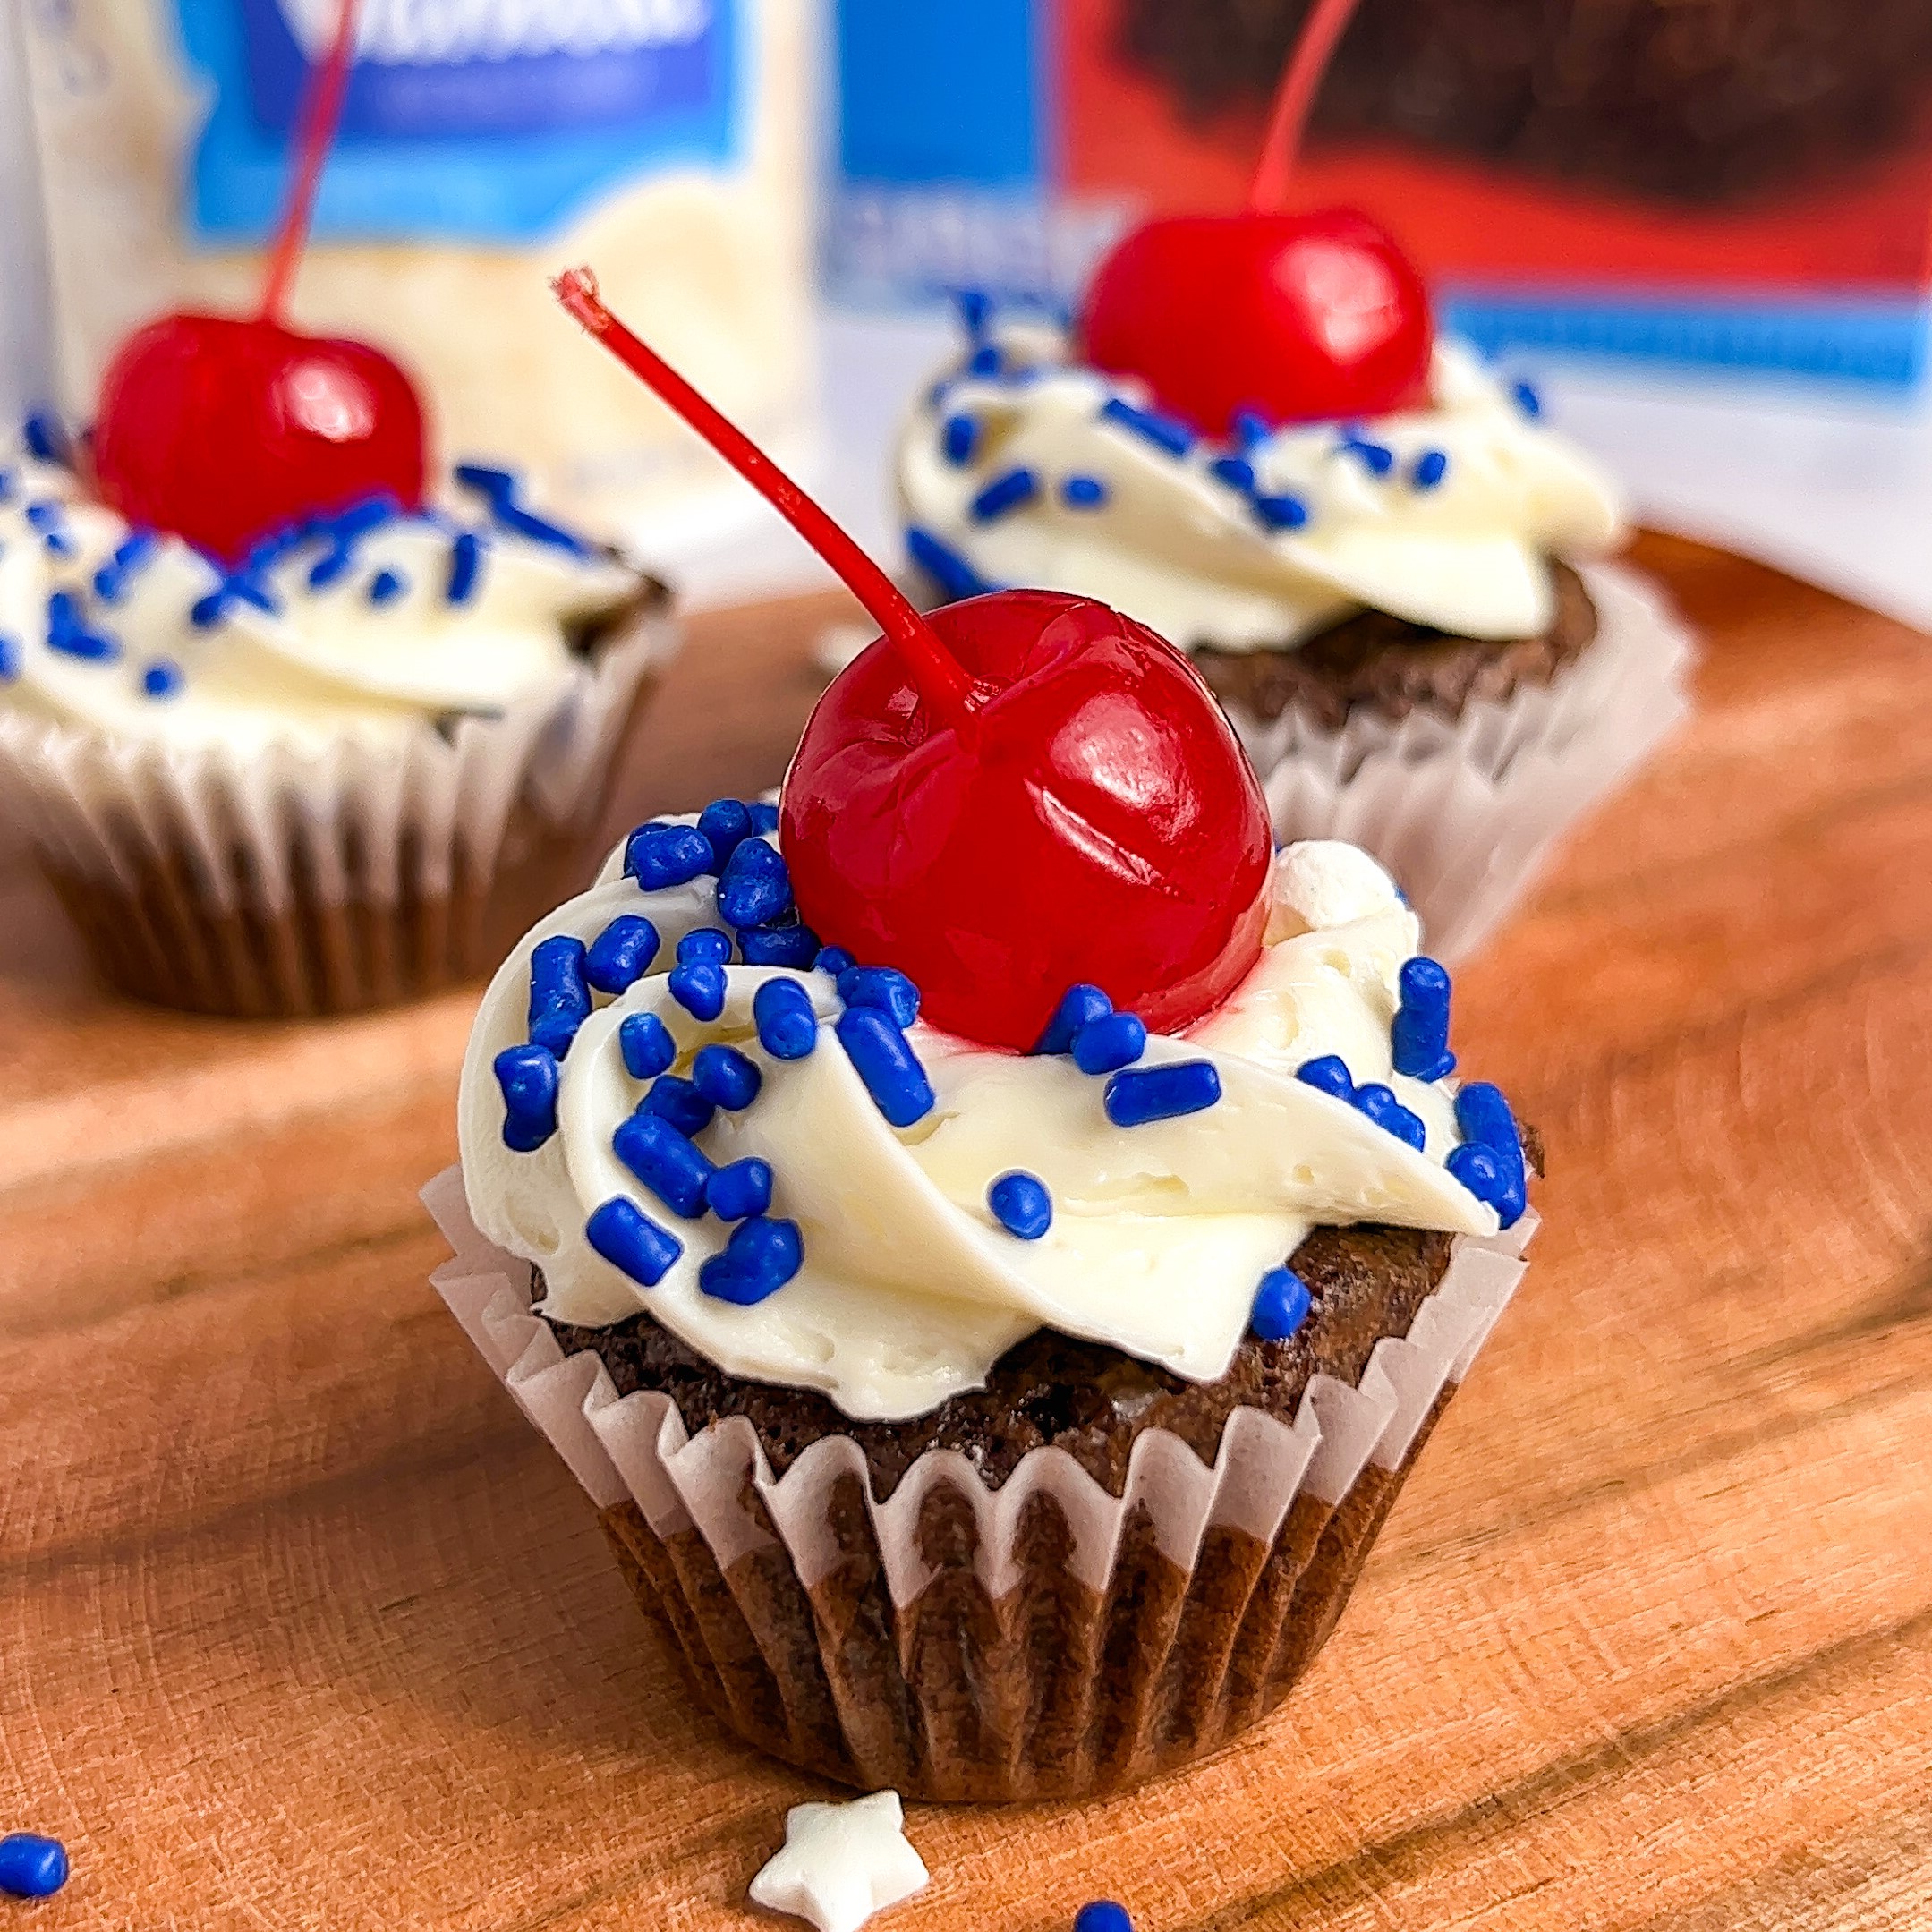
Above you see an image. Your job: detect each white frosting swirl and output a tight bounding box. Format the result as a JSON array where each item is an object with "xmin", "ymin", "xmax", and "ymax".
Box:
[
  {"xmin": 457, "ymin": 830, "xmax": 1502, "ymax": 1423},
  {"xmin": 897, "ymin": 328, "xmax": 1625, "ymax": 651},
  {"xmin": 0, "ymin": 438, "xmax": 651, "ymax": 760}
]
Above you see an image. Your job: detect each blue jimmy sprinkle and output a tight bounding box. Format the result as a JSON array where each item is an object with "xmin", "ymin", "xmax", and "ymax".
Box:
[
  {"xmin": 46, "ymin": 591, "xmax": 117, "ymax": 662},
  {"xmin": 1101, "ymin": 395, "xmax": 1193, "ymax": 456},
  {"xmin": 1210, "ymin": 455, "xmax": 1255, "ymax": 494},
  {"xmin": 446, "ymin": 530, "xmax": 484, "ymax": 605},
  {"xmin": 706, "ymin": 1157, "xmax": 774, "ymax": 1222},
  {"xmin": 906, "ymin": 525, "xmax": 996, "ymax": 601},
  {"xmin": 717, "ymin": 837, "xmax": 793, "ymax": 930},
  {"xmin": 696, "ymin": 796, "xmax": 754, "ymax": 871},
  {"xmin": 837, "ymin": 964, "xmax": 919, "ymax": 1029},
  {"xmin": 970, "ymin": 467, "xmax": 1039, "ymax": 523},
  {"xmin": 941, "ymin": 413, "xmax": 981, "ymax": 466},
  {"xmin": 751, "ymin": 801, "xmax": 780, "ymax": 835},
  {"xmin": 1104, "ymin": 1060, "xmax": 1221, "ymax": 1128},
  {"xmin": 1391, "ymin": 956, "xmax": 1455, "ymax": 1082},
  {"xmin": 0, "ymin": 1833, "xmax": 69, "ymax": 1902},
  {"xmin": 0, "ymin": 635, "xmax": 18, "ymax": 682},
  {"xmin": 1232, "ymin": 408, "xmax": 1272, "ymax": 449},
  {"xmin": 699, "ymin": 1213, "xmax": 804, "ymax": 1304},
  {"xmin": 677, "ymin": 927, "xmax": 733, "ymax": 966},
  {"xmin": 367, "ymin": 567, "xmax": 406, "ymax": 607},
  {"xmin": 454, "ymin": 462, "xmax": 592, "ymax": 557},
  {"xmin": 1353, "ymin": 1082, "xmax": 1426, "ymax": 1152},
  {"xmin": 966, "ymin": 343, "xmax": 1003, "ymax": 378},
  {"xmin": 585, "ymin": 1197, "xmax": 683, "ymax": 1287},
  {"xmin": 692, "ymin": 1043, "xmax": 762, "ymax": 1111},
  {"xmin": 1511, "ymin": 379, "xmax": 1543, "ymax": 420},
  {"xmin": 1074, "ymin": 1905, "xmax": 1132, "ymax": 1932},
  {"xmin": 619, "ymin": 1010, "xmax": 677, "ymax": 1081},
  {"xmin": 1295, "ymin": 1054, "xmax": 1355, "ymax": 1101},
  {"xmin": 585, "ymin": 914, "xmax": 660, "ymax": 994},
  {"xmin": 22, "ymin": 411, "xmax": 67, "ymax": 464},
  {"xmin": 1410, "ymin": 448, "xmax": 1450, "ymax": 491},
  {"xmin": 643, "ymin": 1074, "xmax": 715, "ymax": 1138},
  {"xmin": 1250, "ymin": 1266, "xmax": 1312, "ymax": 1342},
  {"xmin": 625, "ymin": 820, "xmax": 713, "ymax": 890},
  {"xmin": 41, "ymin": 528, "xmax": 75, "ymax": 558},
  {"xmin": 141, "ymin": 659, "xmax": 184, "ymax": 700},
  {"xmin": 527, "ymin": 934, "xmax": 592, "ymax": 1057},
  {"xmin": 1071, "ymin": 1011, "xmax": 1146, "ymax": 1076},
  {"xmin": 815, "ymin": 944, "xmax": 855, "ymax": 978},
  {"xmin": 613, "ymin": 1111, "xmax": 714, "ymax": 1219},
  {"xmin": 739, "ymin": 923, "xmax": 820, "ymax": 967},
  {"xmin": 1060, "ymin": 473, "xmax": 1109, "ymax": 509},
  {"xmin": 1342, "ymin": 437, "xmax": 1395, "ymax": 476},
  {"xmin": 1453, "ymin": 1081, "xmax": 1527, "ymax": 1227},
  {"xmin": 493, "ymin": 1044, "xmax": 560, "ymax": 1152},
  {"xmin": 954, "ymin": 287, "xmax": 992, "ymax": 337},
  {"xmin": 1034, "ymin": 983, "xmax": 1111, "ymax": 1056},
  {"xmin": 1253, "ymin": 492, "xmax": 1309, "ymax": 532},
  {"xmin": 668, "ymin": 959, "xmax": 727, "ymax": 1023},
  {"xmin": 836, "ymin": 1007, "xmax": 934, "ymax": 1128},
  {"xmin": 23, "ymin": 499, "xmax": 62, "ymax": 532},
  {"xmin": 988, "ymin": 1170, "xmax": 1051, "ymax": 1240},
  {"xmin": 753, "ymin": 978, "xmax": 819, "ymax": 1060}
]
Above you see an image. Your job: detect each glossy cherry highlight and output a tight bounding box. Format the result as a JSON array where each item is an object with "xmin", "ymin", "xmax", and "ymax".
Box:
[
  {"xmin": 556, "ymin": 270, "xmax": 1273, "ymax": 1051},
  {"xmin": 89, "ymin": 0, "xmax": 428, "ymax": 565}
]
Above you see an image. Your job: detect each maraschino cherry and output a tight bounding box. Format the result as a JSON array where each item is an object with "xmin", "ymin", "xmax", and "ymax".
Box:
[
  {"xmin": 90, "ymin": 0, "xmax": 427, "ymax": 566},
  {"xmin": 555, "ymin": 268, "xmax": 1273, "ymax": 1053},
  {"xmin": 1077, "ymin": 0, "xmax": 1431, "ymax": 437}
]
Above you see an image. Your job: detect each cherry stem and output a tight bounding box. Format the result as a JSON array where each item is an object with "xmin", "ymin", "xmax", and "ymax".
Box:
[
  {"xmin": 1247, "ymin": 0, "xmax": 1364, "ymax": 213},
  {"xmin": 554, "ymin": 267, "xmax": 977, "ymax": 723},
  {"xmin": 259, "ymin": 0, "xmax": 360, "ymax": 325}
]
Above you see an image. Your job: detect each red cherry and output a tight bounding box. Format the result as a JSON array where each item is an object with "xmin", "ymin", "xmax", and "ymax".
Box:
[
  {"xmin": 92, "ymin": 312, "xmax": 427, "ymax": 566},
  {"xmin": 1078, "ymin": 208, "xmax": 1433, "ymax": 437},
  {"xmin": 783, "ymin": 591, "xmax": 1272, "ymax": 1050}
]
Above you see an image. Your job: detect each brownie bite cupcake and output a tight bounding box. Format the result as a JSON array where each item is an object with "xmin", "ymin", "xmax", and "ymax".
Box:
[
  {"xmin": 894, "ymin": 316, "xmax": 1692, "ymax": 957},
  {"xmin": 0, "ymin": 418, "xmax": 674, "ymax": 1017},
  {"xmin": 430, "ymin": 813, "xmax": 1536, "ymax": 1800}
]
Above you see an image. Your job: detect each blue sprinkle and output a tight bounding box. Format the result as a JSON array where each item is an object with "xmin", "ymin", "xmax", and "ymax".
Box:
[
  {"xmin": 0, "ymin": 1833, "xmax": 69, "ymax": 1901},
  {"xmin": 1101, "ymin": 396, "xmax": 1193, "ymax": 456},
  {"xmin": 1210, "ymin": 455, "xmax": 1255, "ymax": 494},
  {"xmin": 586, "ymin": 914, "xmax": 660, "ymax": 994},
  {"xmin": 941, "ymin": 413, "xmax": 981, "ymax": 465},
  {"xmin": 751, "ymin": 801, "xmax": 781, "ymax": 835},
  {"xmin": 836, "ymin": 1007, "xmax": 934, "ymax": 1128},
  {"xmin": 307, "ymin": 545, "xmax": 355, "ymax": 592},
  {"xmin": 696, "ymin": 797, "xmax": 754, "ymax": 870},
  {"xmin": 677, "ymin": 927, "xmax": 733, "ymax": 966},
  {"xmin": 141, "ymin": 658, "xmax": 184, "ymax": 699},
  {"xmin": 707, "ymin": 1157, "xmax": 775, "ymax": 1222},
  {"xmin": 1447, "ymin": 1142, "xmax": 1503, "ymax": 1209},
  {"xmin": 1060, "ymin": 473, "xmax": 1109, "ymax": 509},
  {"xmin": 1342, "ymin": 437, "xmax": 1395, "ymax": 476},
  {"xmin": 988, "ymin": 1170, "xmax": 1051, "ymax": 1239},
  {"xmin": 0, "ymin": 468, "xmax": 11, "ymax": 502},
  {"xmin": 954, "ymin": 287, "xmax": 992, "ymax": 336},
  {"xmin": 41, "ymin": 528, "xmax": 74, "ymax": 557},
  {"xmin": 1104, "ymin": 1060, "xmax": 1221, "ymax": 1128},
  {"xmin": 1391, "ymin": 957, "xmax": 1455, "ymax": 1082},
  {"xmin": 23, "ymin": 498, "xmax": 61, "ymax": 532},
  {"xmin": 1410, "ymin": 449, "xmax": 1450, "ymax": 490},
  {"xmin": 814, "ymin": 945, "xmax": 855, "ymax": 977},
  {"xmin": 46, "ymin": 592, "xmax": 117, "ymax": 661},
  {"xmin": 1253, "ymin": 492, "xmax": 1310, "ymax": 532},
  {"xmin": 454, "ymin": 462, "xmax": 517, "ymax": 498},
  {"xmin": 738, "ymin": 923, "xmax": 820, "ymax": 967},
  {"xmin": 693, "ymin": 1043, "xmax": 762, "ymax": 1111},
  {"xmin": 1071, "ymin": 1011, "xmax": 1147, "ymax": 1076},
  {"xmin": 1295, "ymin": 1055, "xmax": 1355, "ymax": 1101},
  {"xmin": 906, "ymin": 525, "xmax": 996, "ymax": 601},
  {"xmin": 0, "ymin": 635, "xmax": 18, "ymax": 681},
  {"xmin": 626, "ymin": 821, "xmax": 713, "ymax": 891},
  {"xmin": 837, "ymin": 964, "xmax": 919, "ymax": 1029},
  {"xmin": 113, "ymin": 530, "xmax": 159, "ymax": 572},
  {"xmin": 668, "ymin": 960, "xmax": 727, "ymax": 1022},
  {"xmin": 528, "ymin": 935, "xmax": 592, "ymax": 1056},
  {"xmin": 1034, "ymin": 983, "xmax": 1111, "ymax": 1055},
  {"xmin": 585, "ymin": 1196, "xmax": 683, "ymax": 1288},
  {"xmin": 619, "ymin": 1011, "xmax": 677, "ymax": 1080},
  {"xmin": 643, "ymin": 1074, "xmax": 716, "ymax": 1137},
  {"xmin": 190, "ymin": 591, "xmax": 228, "ymax": 630},
  {"xmin": 613, "ymin": 1111, "xmax": 715, "ymax": 1219},
  {"xmin": 1250, "ymin": 1266, "xmax": 1312, "ymax": 1342},
  {"xmin": 1511, "ymin": 379, "xmax": 1543, "ymax": 420},
  {"xmin": 1454, "ymin": 1082, "xmax": 1527, "ymax": 1227},
  {"xmin": 699, "ymin": 1214, "xmax": 804, "ymax": 1304},
  {"xmin": 447, "ymin": 530, "xmax": 484, "ymax": 605},
  {"xmin": 455, "ymin": 463, "xmax": 592, "ymax": 556},
  {"xmin": 717, "ymin": 837, "xmax": 793, "ymax": 930},
  {"xmin": 1231, "ymin": 410, "xmax": 1272, "ymax": 450},
  {"xmin": 22, "ymin": 411, "xmax": 67, "ymax": 463},
  {"xmin": 966, "ymin": 343, "xmax": 1003, "ymax": 377},
  {"xmin": 969, "ymin": 466, "xmax": 1039, "ymax": 523},
  {"xmin": 367, "ymin": 566, "xmax": 407, "ymax": 606},
  {"xmin": 753, "ymin": 978, "xmax": 819, "ymax": 1060},
  {"xmin": 1354, "ymin": 1083, "xmax": 1426, "ymax": 1151},
  {"xmin": 493, "ymin": 1044, "xmax": 560, "ymax": 1153},
  {"xmin": 224, "ymin": 574, "xmax": 278, "ymax": 617}
]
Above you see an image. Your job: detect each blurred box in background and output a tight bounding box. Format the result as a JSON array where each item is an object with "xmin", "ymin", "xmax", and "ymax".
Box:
[
  {"xmin": 21, "ymin": 0, "xmax": 821, "ymax": 554},
  {"xmin": 827, "ymin": 0, "xmax": 1932, "ymax": 394}
]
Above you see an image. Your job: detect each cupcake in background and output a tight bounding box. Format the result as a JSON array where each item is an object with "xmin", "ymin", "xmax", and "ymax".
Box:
[{"xmin": 0, "ymin": 417, "xmax": 675, "ymax": 1017}]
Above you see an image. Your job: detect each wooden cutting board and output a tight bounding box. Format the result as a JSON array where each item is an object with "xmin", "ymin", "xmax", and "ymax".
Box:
[{"xmin": 3, "ymin": 534, "xmax": 1928, "ymax": 1931}]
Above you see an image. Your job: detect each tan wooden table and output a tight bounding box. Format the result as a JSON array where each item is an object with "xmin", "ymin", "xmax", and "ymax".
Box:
[{"xmin": 4, "ymin": 535, "xmax": 1929, "ymax": 1930}]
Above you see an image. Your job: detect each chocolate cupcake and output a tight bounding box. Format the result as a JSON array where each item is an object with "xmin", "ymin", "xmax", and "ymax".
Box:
[
  {"xmin": 430, "ymin": 817, "xmax": 1536, "ymax": 1800},
  {"xmin": 0, "ymin": 421, "xmax": 676, "ymax": 1017}
]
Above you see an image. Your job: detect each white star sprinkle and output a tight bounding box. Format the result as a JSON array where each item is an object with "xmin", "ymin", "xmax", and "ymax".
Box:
[{"xmin": 748, "ymin": 1790, "xmax": 930, "ymax": 1932}]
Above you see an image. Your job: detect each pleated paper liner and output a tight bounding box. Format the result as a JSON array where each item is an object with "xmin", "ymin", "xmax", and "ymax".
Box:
[
  {"xmin": 424, "ymin": 1166, "xmax": 1535, "ymax": 1802},
  {"xmin": 0, "ymin": 583, "xmax": 678, "ymax": 1017}
]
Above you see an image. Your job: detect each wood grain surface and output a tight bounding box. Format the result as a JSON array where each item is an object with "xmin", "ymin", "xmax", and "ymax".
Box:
[{"xmin": 3, "ymin": 535, "xmax": 1929, "ymax": 1930}]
